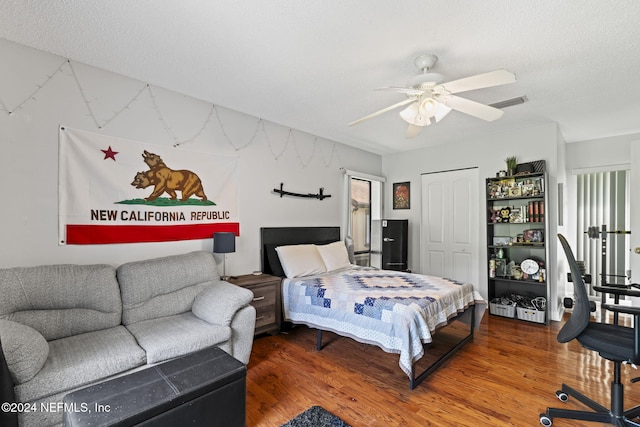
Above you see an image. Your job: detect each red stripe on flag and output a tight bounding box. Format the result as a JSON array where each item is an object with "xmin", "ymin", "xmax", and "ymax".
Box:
[{"xmin": 65, "ymin": 223, "xmax": 240, "ymax": 245}]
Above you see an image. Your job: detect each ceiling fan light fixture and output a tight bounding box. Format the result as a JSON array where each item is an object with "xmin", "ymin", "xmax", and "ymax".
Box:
[
  {"xmin": 419, "ymin": 98, "xmax": 438, "ymax": 117},
  {"xmin": 399, "ymin": 103, "xmax": 430, "ymax": 126},
  {"xmin": 434, "ymin": 102, "xmax": 452, "ymax": 123}
]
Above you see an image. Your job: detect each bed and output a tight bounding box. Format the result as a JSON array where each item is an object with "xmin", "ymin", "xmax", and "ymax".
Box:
[{"xmin": 261, "ymin": 226, "xmax": 486, "ymax": 389}]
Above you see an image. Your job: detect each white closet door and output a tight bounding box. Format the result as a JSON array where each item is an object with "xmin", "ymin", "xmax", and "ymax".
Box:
[{"xmin": 421, "ymin": 168, "xmax": 479, "ymax": 285}]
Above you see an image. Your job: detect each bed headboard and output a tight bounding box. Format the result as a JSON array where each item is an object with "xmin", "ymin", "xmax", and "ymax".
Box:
[{"xmin": 260, "ymin": 226, "xmax": 341, "ymax": 276}]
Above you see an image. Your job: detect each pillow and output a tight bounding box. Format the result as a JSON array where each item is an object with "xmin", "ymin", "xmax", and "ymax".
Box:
[
  {"xmin": 0, "ymin": 319, "xmax": 49, "ymax": 384},
  {"xmin": 275, "ymin": 244, "xmax": 327, "ymax": 278},
  {"xmin": 317, "ymin": 241, "xmax": 352, "ymax": 272},
  {"xmin": 265, "ymin": 243, "xmax": 286, "ymax": 277}
]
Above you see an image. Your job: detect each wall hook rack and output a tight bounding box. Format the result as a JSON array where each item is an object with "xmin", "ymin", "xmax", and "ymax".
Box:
[{"xmin": 273, "ymin": 183, "xmax": 331, "ymax": 200}]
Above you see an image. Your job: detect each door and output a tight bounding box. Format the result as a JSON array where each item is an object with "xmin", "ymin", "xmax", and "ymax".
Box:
[
  {"xmin": 629, "ymin": 141, "xmax": 640, "ymax": 303},
  {"xmin": 420, "ymin": 168, "xmax": 479, "ymax": 284},
  {"xmin": 382, "ymin": 219, "xmax": 408, "ymax": 271}
]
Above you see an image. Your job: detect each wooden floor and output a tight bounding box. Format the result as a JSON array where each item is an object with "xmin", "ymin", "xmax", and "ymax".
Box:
[{"xmin": 246, "ymin": 311, "xmax": 640, "ymax": 426}]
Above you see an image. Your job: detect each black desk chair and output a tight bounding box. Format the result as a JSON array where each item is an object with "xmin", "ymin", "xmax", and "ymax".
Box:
[{"xmin": 540, "ymin": 234, "xmax": 640, "ymax": 426}]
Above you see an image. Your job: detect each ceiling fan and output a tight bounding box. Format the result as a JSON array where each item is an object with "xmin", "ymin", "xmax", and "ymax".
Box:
[{"xmin": 348, "ymin": 54, "xmax": 516, "ymax": 138}]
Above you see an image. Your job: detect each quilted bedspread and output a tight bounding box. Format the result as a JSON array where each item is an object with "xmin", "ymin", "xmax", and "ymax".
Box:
[{"xmin": 282, "ymin": 266, "xmax": 485, "ymax": 378}]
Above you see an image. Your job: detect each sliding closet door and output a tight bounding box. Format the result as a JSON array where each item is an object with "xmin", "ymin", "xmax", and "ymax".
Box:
[{"xmin": 420, "ymin": 168, "xmax": 479, "ymax": 285}]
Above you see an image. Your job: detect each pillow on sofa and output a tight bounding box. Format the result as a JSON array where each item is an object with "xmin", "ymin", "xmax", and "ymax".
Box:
[
  {"xmin": 0, "ymin": 319, "xmax": 49, "ymax": 384},
  {"xmin": 317, "ymin": 241, "xmax": 351, "ymax": 272}
]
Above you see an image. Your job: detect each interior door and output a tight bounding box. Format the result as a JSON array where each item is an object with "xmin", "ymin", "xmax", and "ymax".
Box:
[
  {"xmin": 629, "ymin": 141, "xmax": 640, "ymax": 303},
  {"xmin": 420, "ymin": 168, "xmax": 479, "ymax": 284}
]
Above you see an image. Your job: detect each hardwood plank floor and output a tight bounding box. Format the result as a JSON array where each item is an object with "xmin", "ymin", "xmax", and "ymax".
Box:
[{"xmin": 246, "ymin": 311, "xmax": 640, "ymax": 426}]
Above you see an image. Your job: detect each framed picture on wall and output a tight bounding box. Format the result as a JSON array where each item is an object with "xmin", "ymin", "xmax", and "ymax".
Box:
[{"xmin": 393, "ymin": 181, "xmax": 410, "ymax": 209}]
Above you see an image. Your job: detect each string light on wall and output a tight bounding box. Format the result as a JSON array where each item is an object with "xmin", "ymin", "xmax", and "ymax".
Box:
[
  {"xmin": 0, "ymin": 59, "xmax": 67, "ymax": 116},
  {"xmin": 1, "ymin": 56, "xmax": 344, "ymax": 168},
  {"xmin": 148, "ymin": 85, "xmax": 216, "ymax": 147},
  {"xmin": 213, "ymin": 106, "xmax": 262, "ymax": 151}
]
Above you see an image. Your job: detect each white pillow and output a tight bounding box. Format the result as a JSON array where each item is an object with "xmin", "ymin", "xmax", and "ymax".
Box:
[
  {"xmin": 275, "ymin": 244, "xmax": 327, "ymax": 278},
  {"xmin": 317, "ymin": 241, "xmax": 351, "ymax": 272}
]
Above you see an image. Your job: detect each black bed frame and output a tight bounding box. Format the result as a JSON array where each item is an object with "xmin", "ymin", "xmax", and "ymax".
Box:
[{"xmin": 260, "ymin": 226, "xmax": 476, "ymax": 389}]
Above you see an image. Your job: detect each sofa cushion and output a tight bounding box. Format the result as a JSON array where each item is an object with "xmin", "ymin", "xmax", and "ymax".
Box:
[
  {"xmin": 192, "ymin": 282, "xmax": 254, "ymax": 326},
  {"xmin": 15, "ymin": 326, "xmax": 146, "ymax": 403},
  {"xmin": 0, "ymin": 319, "xmax": 49, "ymax": 384},
  {"xmin": 126, "ymin": 312, "xmax": 232, "ymax": 364},
  {"xmin": 117, "ymin": 251, "xmax": 219, "ymax": 325},
  {"xmin": 0, "ymin": 264, "xmax": 122, "ymax": 340}
]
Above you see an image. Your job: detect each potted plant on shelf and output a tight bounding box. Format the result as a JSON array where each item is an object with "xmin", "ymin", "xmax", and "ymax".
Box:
[{"xmin": 505, "ymin": 156, "xmax": 518, "ymax": 176}]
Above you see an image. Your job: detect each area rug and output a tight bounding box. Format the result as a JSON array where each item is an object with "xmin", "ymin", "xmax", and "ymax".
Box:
[{"xmin": 281, "ymin": 405, "xmax": 351, "ymax": 427}]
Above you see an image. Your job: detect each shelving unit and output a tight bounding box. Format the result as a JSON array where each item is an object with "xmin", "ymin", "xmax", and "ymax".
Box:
[{"xmin": 486, "ymin": 165, "xmax": 549, "ymax": 324}]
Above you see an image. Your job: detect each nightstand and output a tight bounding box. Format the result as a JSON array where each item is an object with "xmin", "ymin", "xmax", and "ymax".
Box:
[{"xmin": 228, "ymin": 273, "xmax": 281, "ymax": 335}]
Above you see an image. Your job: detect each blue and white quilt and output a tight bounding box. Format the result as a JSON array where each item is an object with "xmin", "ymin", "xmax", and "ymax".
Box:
[{"xmin": 282, "ymin": 266, "xmax": 486, "ymax": 378}]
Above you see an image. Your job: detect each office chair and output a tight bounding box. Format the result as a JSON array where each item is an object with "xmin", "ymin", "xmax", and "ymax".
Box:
[{"xmin": 540, "ymin": 234, "xmax": 640, "ymax": 426}]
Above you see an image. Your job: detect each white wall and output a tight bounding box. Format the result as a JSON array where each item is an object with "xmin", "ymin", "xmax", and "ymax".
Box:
[
  {"xmin": 381, "ymin": 122, "xmax": 563, "ymax": 319},
  {"xmin": 0, "ymin": 39, "xmax": 382, "ymax": 275}
]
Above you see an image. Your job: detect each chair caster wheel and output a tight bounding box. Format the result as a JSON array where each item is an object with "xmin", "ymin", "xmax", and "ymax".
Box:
[
  {"xmin": 540, "ymin": 414, "xmax": 552, "ymax": 426},
  {"xmin": 563, "ymin": 297, "xmax": 573, "ymax": 308},
  {"xmin": 555, "ymin": 390, "xmax": 568, "ymax": 402}
]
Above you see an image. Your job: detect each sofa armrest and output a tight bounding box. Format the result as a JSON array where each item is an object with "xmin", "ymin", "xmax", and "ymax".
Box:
[
  {"xmin": 192, "ymin": 281, "xmax": 254, "ymax": 326},
  {"xmin": 0, "ymin": 339, "xmax": 18, "ymax": 427}
]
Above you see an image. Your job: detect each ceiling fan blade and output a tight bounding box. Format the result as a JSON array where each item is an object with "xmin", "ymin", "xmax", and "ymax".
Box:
[
  {"xmin": 441, "ymin": 69, "xmax": 515, "ymax": 94},
  {"xmin": 348, "ymin": 98, "xmax": 416, "ymax": 126},
  {"xmin": 441, "ymin": 95, "xmax": 504, "ymax": 121},
  {"xmin": 405, "ymin": 124, "xmax": 424, "ymax": 139},
  {"xmin": 376, "ymin": 86, "xmax": 424, "ymax": 96}
]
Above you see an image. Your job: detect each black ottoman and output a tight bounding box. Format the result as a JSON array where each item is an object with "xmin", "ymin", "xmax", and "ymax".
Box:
[{"xmin": 63, "ymin": 346, "xmax": 246, "ymax": 427}]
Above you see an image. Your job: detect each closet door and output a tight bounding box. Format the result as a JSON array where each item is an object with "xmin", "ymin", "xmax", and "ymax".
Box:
[{"xmin": 420, "ymin": 168, "xmax": 479, "ymax": 285}]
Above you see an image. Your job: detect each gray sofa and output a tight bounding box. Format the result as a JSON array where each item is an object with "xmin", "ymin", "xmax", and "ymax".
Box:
[{"xmin": 0, "ymin": 251, "xmax": 256, "ymax": 427}]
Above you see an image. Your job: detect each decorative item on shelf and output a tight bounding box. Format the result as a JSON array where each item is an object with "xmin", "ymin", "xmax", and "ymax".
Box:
[
  {"xmin": 504, "ymin": 156, "xmax": 518, "ymax": 176},
  {"xmin": 508, "ymin": 186, "xmax": 522, "ymax": 197},
  {"xmin": 273, "ymin": 183, "xmax": 331, "ymax": 200},
  {"xmin": 515, "ymin": 162, "xmax": 535, "ymax": 175},
  {"xmin": 495, "ymin": 258, "xmax": 509, "ymax": 277},
  {"xmin": 509, "ymin": 207, "xmax": 523, "ymax": 223},
  {"xmin": 511, "ymin": 265, "xmax": 524, "ymax": 280},
  {"xmin": 213, "ymin": 231, "xmax": 236, "ymax": 280},
  {"xmin": 497, "ymin": 170, "xmax": 507, "ymax": 177},
  {"xmin": 489, "ymin": 258, "xmax": 496, "ymax": 278},
  {"xmin": 523, "ymin": 229, "xmax": 544, "ymax": 243},
  {"xmin": 520, "ymin": 258, "xmax": 540, "ymax": 277},
  {"xmin": 489, "ymin": 208, "xmax": 500, "ymax": 223},
  {"xmin": 498, "ymin": 206, "xmax": 511, "ymax": 223},
  {"xmin": 493, "ymin": 236, "xmax": 511, "ymax": 246}
]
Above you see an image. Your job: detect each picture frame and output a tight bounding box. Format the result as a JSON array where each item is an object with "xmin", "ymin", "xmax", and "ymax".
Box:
[{"xmin": 393, "ymin": 182, "xmax": 410, "ymax": 209}]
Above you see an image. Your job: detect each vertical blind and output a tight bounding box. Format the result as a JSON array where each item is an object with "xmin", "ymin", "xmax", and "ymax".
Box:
[{"xmin": 576, "ymin": 170, "xmax": 629, "ymax": 295}]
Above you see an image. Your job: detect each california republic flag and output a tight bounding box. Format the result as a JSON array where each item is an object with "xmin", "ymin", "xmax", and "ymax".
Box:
[{"xmin": 59, "ymin": 126, "xmax": 239, "ymax": 244}]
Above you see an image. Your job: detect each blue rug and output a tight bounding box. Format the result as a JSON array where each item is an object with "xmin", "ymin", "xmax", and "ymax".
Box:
[{"xmin": 281, "ymin": 405, "xmax": 351, "ymax": 427}]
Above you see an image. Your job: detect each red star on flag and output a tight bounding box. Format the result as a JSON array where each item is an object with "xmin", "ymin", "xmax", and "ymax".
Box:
[{"xmin": 101, "ymin": 146, "xmax": 119, "ymax": 161}]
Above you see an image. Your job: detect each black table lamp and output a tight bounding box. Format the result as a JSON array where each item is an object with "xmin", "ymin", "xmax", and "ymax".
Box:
[{"xmin": 213, "ymin": 232, "xmax": 235, "ymax": 280}]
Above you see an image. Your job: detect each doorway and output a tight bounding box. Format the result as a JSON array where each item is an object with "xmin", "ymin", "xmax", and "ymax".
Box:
[{"xmin": 349, "ymin": 177, "xmax": 383, "ymax": 267}]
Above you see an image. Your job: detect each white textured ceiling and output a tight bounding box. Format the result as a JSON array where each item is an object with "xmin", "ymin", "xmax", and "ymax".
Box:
[{"xmin": 1, "ymin": 1, "xmax": 640, "ymax": 154}]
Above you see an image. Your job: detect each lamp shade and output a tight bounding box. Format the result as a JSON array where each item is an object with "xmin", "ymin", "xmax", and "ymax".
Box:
[{"xmin": 213, "ymin": 232, "xmax": 236, "ymax": 254}]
